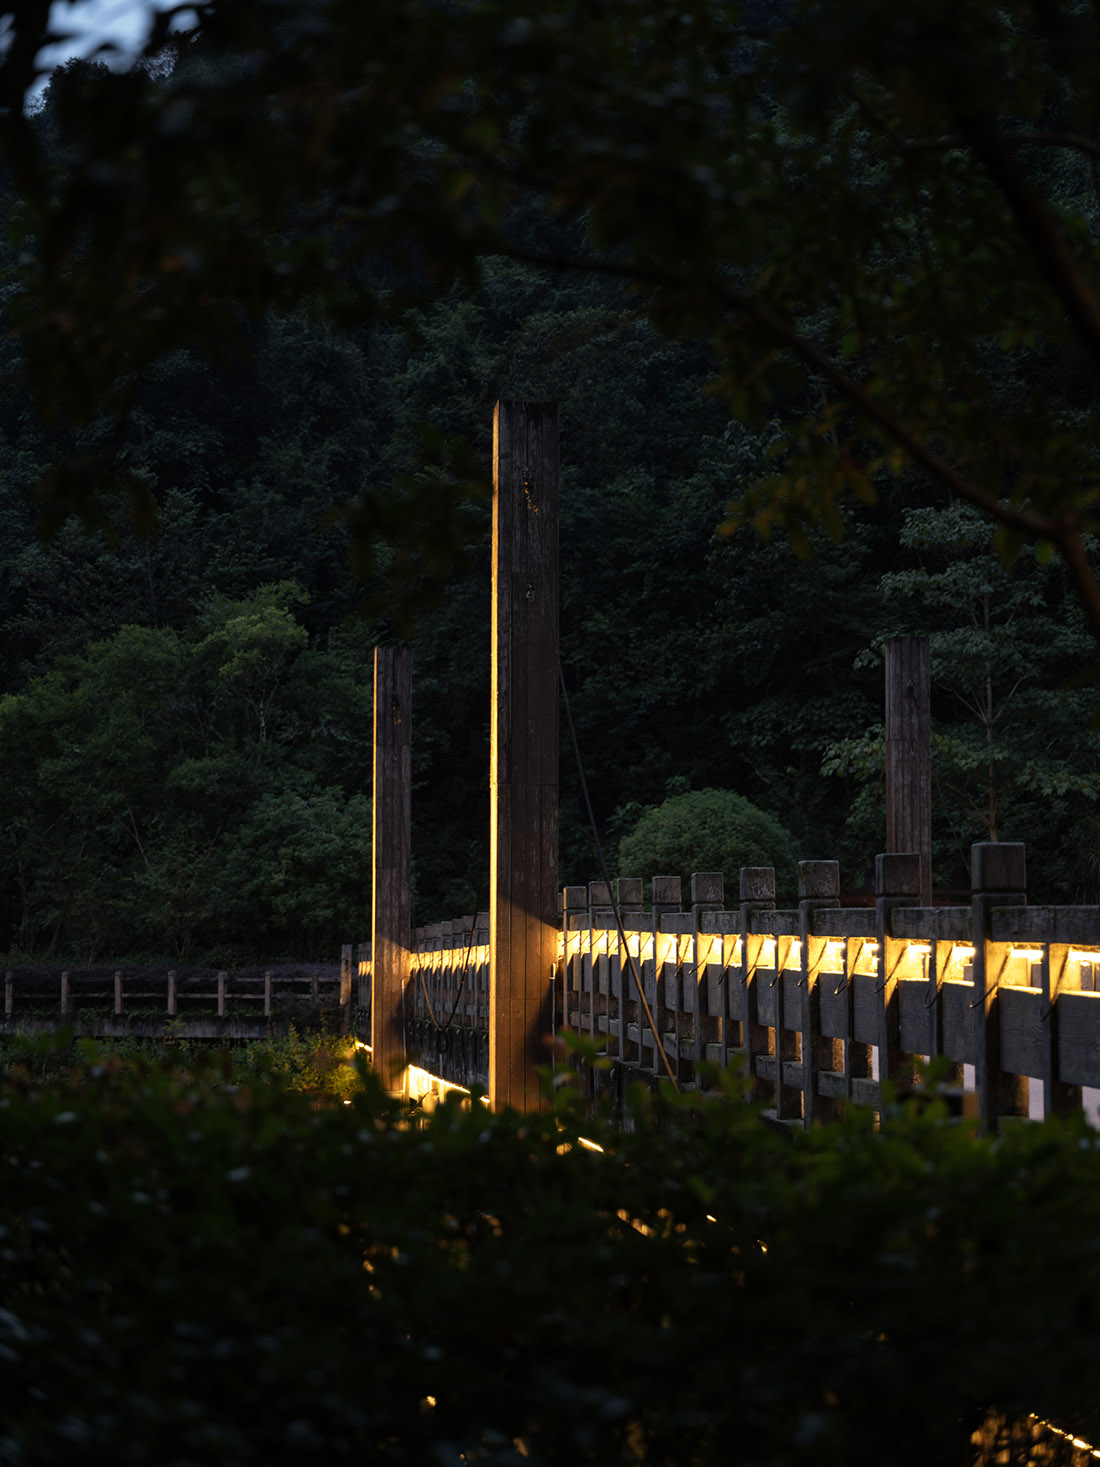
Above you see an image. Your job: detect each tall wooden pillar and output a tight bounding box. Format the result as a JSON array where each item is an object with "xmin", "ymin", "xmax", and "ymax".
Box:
[
  {"xmin": 885, "ymin": 636, "xmax": 932, "ymax": 906},
  {"xmin": 371, "ymin": 646, "xmax": 412, "ymax": 1092},
  {"xmin": 490, "ymin": 401, "xmax": 560, "ymax": 1112}
]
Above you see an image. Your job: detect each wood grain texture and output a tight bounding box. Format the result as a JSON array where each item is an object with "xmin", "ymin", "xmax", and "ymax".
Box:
[
  {"xmin": 371, "ymin": 646, "xmax": 412, "ymax": 1092},
  {"xmin": 489, "ymin": 402, "xmax": 559, "ymax": 1112},
  {"xmin": 884, "ymin": 637, "xmax": 932, "ymax": 905}
]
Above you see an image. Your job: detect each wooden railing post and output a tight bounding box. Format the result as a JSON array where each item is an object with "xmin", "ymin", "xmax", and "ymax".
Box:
[
  {"xmin": 489, "ymin": 401, "xmax": 559, "ymax": 1111},
  {"xmin": 798, "ymin": 861, "xmax": 840, "ymax": 1126},
  {"xmin": 874, "ymin": 852, "xmax": 922, "ymax": 1099},
  {"xmin": 339, "ymin": 943, "xmax": 353, "ymax": 1032},
  {"xmin": 372, "ymin": 646, "xmax": 412, "ymax": 1094},
  {"xmin": 740, "ymin": 867, "xmax": 776, "ymax": 1101},
  {"xmin": 971, "ymin": 841, "xmax": 1028, "ymax": 1129}
]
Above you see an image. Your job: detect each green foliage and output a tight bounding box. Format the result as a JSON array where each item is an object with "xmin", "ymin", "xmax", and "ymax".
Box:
[
  {"xmin": 0, "ymin": 583, "xmax": 372, "ymax": 960},
  {"xmin": 5, "ymin": 0, "xmax": 1100, "ymax": 642},
  {"xmin": 2, "ymin": 1039, "xmax": 1100, "ymax": 1464},
  {"xmin": 823, "ymin": 504, "xmax": 1100, "ymax": 898},
  {"xmin": 0, "ymin": 1028, "xmax": 360, "ymax": 1102},
  {"xmin": 617, "ymin": 786, "xmax": 799, "ymax": 900}
]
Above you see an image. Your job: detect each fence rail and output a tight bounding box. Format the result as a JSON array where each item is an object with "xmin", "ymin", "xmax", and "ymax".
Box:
[
  {"xmin": 393, "ymin": 844, "xmax": 1100, "ymax": 1128},
  {"xmin": 1, "ymin": 950, "xmax": 360, "ymax": 1041}
]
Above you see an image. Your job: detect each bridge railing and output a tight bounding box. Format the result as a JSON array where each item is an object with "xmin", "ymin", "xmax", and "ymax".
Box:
[
  {"xmin": 1, "ymin": 961, "xmax": 356, "ymax": 1040},
  {"xmin": 379, "ymin": 843, "xmax": 1100, "ymax": 1129}
]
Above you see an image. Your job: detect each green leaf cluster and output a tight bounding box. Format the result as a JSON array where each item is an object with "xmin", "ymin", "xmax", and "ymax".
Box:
[
  {"xmin": 617, "ymin": 786, "xmax": 800, "ymax": 903},
  {"xmin": 2, "ymin": 1042, "xmax": 1100, "ymax": 1464},
  {"xmin": 0, "ymin": 583, "xmax": 372, "ymax": 960}
]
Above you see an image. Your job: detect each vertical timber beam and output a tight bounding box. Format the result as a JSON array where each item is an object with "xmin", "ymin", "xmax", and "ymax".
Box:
[
  {"xmin": 971, "ymin": 841, "xmax": 1028, "ymax": 1131},
  {"xmin": 372, "ymin": 646, "xmax": 412, "ymax": 1093},
  {"xmin": 490, "ymin": 401, "xmax": 560, "ymax": 1112},
  {"xmin": 885, "ymin": 636, "xmax": 932, "ymax": 906}
]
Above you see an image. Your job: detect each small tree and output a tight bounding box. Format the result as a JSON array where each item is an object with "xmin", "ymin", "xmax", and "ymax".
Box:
[
  {"xmin": 824, "ymin": 504, "xmax": 1100, "ymax": 899},
  {"xmin": 617, "ymin": 786, "xmax": 798, "ymax": 900}
]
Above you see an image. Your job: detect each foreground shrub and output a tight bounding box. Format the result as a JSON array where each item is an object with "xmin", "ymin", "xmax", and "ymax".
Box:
[{"xmin": 1, "ymin": 1040, "xmax": 1099, "ymax": 1464}]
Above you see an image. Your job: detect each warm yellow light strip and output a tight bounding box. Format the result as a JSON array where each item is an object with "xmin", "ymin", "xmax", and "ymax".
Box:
[
  {"xmin": 411, "ymin": 944, "xmax": 489, "ymax": 970},
  {"xmin": 354, "ymin": 1042, "xmax": 486, "ymax": 1106},
  {"xmin": 405, "ymin": 1064, "xmax": 476, "ymax": 1102},
  {"xmin": 1029, "ymin": 1415, "xmax": 1100, "ymax": 1458}
]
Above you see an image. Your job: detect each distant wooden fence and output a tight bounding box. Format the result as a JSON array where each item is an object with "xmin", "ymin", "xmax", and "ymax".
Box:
[
  {"xmin": 1, "ymin": 949, "xmax": 362, "ymax": 1040},
  {"xmin": 381, "ymin": 843, "xmax": 1100, "ymax": 1130}
]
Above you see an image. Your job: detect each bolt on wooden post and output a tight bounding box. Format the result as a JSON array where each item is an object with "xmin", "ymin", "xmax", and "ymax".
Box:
[
  {"xmin": 372, "ymin": 646, "xmax": 412, "ymax": 1093},
  {"xmin": 490, "ymin": 401, "xmax": 560, "ymax": 1112}
]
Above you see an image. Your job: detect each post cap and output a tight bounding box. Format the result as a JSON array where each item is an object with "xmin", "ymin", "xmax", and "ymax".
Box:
[
  {"xmin": 652, "ymin": 875, "xmax": 682, "ymax": 907},
  {"xmin": 798, "ymin": 860, "xmax": 840, "ymax": 902},
  {"xmin": 971, "ymin": 842, "xmax": 1026, "ymax": 894},
  {"xmin": 614, "ymin": 877, "xmax": 644, "ymax": 908},
  {"xmin": 740, "ymin": 867, "xmax": 776, "ymax": 902},
  {"xmin": 690, "ymin": 872, "xmax": 724, "ymax": 906}
]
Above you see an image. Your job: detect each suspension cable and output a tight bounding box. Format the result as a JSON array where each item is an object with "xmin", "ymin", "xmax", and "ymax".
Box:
[{"xmin": 523, "ymin": 477, "xmax": 680, "ymax": 1090}]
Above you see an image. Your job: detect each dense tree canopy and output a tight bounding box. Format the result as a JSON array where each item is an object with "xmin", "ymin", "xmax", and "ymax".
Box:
[
  {"xmin": 1, "ymin": 0, "xmax": 1098, "ymax": 633},
  {"xmin": 0, "ymin": 2, "xmax": 1097, "ymax": 954}
]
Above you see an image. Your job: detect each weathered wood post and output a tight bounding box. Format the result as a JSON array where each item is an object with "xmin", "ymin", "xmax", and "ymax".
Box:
[
  {"xmin": 971, "ymin": 841, "xmax": 1028, "ymax": 1129},
  {"xmin": 740, "ymin": 867, "xmax": 776, "ymax": 1101},
  {"xmin": 372, "ymin": 646, "xmax": 412, "ymax": 1093},
  {"xmin": 489, "ymin": 401, "xmax": 559, "ymax": 1111},
  {"xmin": 798, "ymin": 860, "xmax": 840, "ymax": 1126},
  {"xmin": 874, "ymin": 851, "xmax": 922, "ymax": 1098},
  {"xmin": 885, "ymin": 636, "xmax": 932, "ymax": 906},
  {"xmin": 339, "ymin": 943, "xmax": 353, "ymax": 1032}
]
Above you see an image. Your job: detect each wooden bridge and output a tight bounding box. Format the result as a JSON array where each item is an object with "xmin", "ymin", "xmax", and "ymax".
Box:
[
  {"xmin": 358, "ymin": 402, "xmax": 1100, "ymax": 1130},
  {"xmin": 0, "ymin": 956, "xmax": 361, "ymax": 1040},
  {"xmin": 395, "ymin": 844, "xmax": 1100, "ymax": 1132},
  {"xmin": 10, "ymin": 403, "xmax": 1096, "ymax": 1138}
]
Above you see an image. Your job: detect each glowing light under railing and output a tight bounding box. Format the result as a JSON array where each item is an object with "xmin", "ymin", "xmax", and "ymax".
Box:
[
  {"xmin": 656, "ymin": 932, "xmax": 677, "ymax": 967},
  {"xmin": 907, "ymin": 942, "xmax": 931, "ymax": 955},
  {"xmin": 696, "ymin": 933, "xmax": 717, "ymax": 967},
  {"xmin": 848, "ymin": 939, "xmax": 879, "ymax": 976},
  {"xmin": 950, "ymin": 943, "xmax": 976, "ymax": 961},
  {"xmin": 822, "ymin": 939, "xmax": 846, "ymax": 970},
  {"xmin": 405, "ymin": 1064, "xmax": 490, "ymax": 1105},
  {"xmin": 1010, "ymin": 946, "xmax": 1044, "ymax": 959},
  {"xmin": 782, "ymin": 939, "xmax": 802, "ymax": 970},
  {"xmin": 757, "ymin": 937, "xmax": 777, "ymax": 966},
  {"xmin": 1070, "ymin": 949, "xmax": 1100, "ymax": 965},
  {"xmin": 1029, "ymin": 1415, "xmax": 1100, "ymax": 1459}
]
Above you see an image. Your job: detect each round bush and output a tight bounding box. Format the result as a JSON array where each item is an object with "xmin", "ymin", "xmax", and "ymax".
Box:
[{"xmin": 617, "ymin": 787, "xmax": 798, "ymax": 900}]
